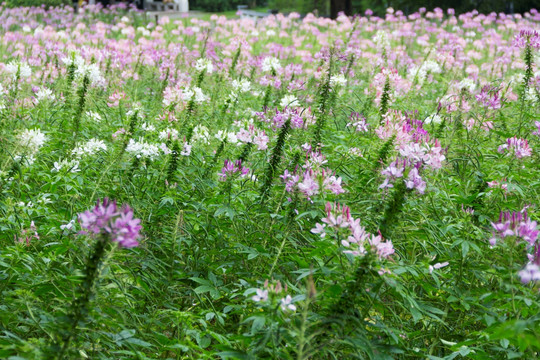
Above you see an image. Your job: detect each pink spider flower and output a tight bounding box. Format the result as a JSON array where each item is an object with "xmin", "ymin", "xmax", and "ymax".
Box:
[{"xmin": 79, "ymin": 198, "xmax": 141, "ymax": 248}]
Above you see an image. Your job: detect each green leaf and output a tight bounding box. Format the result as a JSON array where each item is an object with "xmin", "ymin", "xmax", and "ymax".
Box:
[{"xmin": 126, "ymin": 337, "xmax": 153, "ymax": 347}]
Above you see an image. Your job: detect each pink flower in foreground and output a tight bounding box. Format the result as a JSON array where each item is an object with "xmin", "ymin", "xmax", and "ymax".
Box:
[
  {"xmin": 519, "ymin": 264, "xmax": 540, "ymax": 284},
  {"xmin": 498, "ymin": 137, "xmax": 532, "ymax": 159},
  {"xmin": 79, "ymin": 198, "xmax": 142, "ymax": 248},
  {"xmin": 532, "ymin": 121, "xmax": 540, "ymax": 137},
  {"xmin": 313, "ymin": 202, "xmax": 394, "ymax": 261}
]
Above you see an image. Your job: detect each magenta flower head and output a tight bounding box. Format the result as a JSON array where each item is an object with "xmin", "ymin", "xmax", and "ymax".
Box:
[{"xmin": 78, "ymin": 198, "xmax": 142, "ymax": 248}]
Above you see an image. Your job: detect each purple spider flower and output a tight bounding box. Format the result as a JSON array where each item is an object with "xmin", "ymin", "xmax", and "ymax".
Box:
[{"xmin": 79, "ymin": 198, "xmax": 142, "ymax": 248}]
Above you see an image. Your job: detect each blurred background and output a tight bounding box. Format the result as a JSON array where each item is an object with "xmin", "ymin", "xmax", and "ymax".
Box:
[
  {"xmin": 1, "ymin": 0, "xmax": 537, "ymax": 18},
  {"xmin": 190, "ymin": 0, "xmax": 538, "ymax": 16}
]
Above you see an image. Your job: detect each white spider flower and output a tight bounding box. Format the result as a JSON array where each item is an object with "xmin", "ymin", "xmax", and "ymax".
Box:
[
  {"xmin": 195, "ymin": 58, "xmax": 214, "ymax": 74},
  {"xmin": 6, "ymin": 61, "xmax": 32, "ymax": 78},
  {"xmin": 261, "ymin": 57, "xmax": 281, "ymax": 72},
  {"xmin": 72, "ymin": 139, "xmax": 107, "ymax": 159}
]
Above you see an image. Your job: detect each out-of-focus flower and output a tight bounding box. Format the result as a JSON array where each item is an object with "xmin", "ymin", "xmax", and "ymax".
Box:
[
  {"xmin": 35, "ymin": 87, "xmax": 56, "ymax": 103},
  {"xmin": 429, "ymin": 261, "xmax": 449, "ymax": 274},
  {"xmin": 72, "ymin": 139, "xmax": 107, "ymax": 159},
  {"xmin": 251, "ymin": 289, "xmax": 268, "ymax": 302},
  {"xmin": 498, "ymin": 137, "xmax": 532, "ymax": 159},
  {"xmin": 6, "ymin": 61, "xmax": 31, "ymax": 78},
  {"xmin": 195, "ymin": 58, "xmax": 213, "ymax": 73},
  {"xmin": 518, "ymin": 264, "xmax": 540, "ymax": 284},
  {"xmin": 79, "ymin": 198, "xmax": 142, "ymax": 248},
  {"xmin": 261, "ymin": 57, "xmax": 281, "ymax": 72},
  {"xmin": 280, "ymin": 295, "xmax": 296, "ymax": 312}
]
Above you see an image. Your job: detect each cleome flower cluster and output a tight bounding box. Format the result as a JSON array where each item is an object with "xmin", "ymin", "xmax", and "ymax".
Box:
[{"xmin": 78, "ymin": 198, "xmax": 142, "ymax": 248}]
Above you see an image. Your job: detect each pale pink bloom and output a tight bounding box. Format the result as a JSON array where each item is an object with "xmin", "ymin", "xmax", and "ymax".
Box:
[
  {"xmin": 280, "ymin": 295, "xmax": 296, "ymax": 312},
  {"xmin": 405, "ymin": 168, "xmax": 426, "ymax": 194},
  {"xmin": 251, "ymin": 289, "xmax": 269, "ymax": 302},
  {"xmin": 298, "ymin": 171, "xmax": 319, "ymax": 197},
  {"xmin": 311, "ymin": 223, "xmax": 326, "ymax": 238},
  {"xmin": 253, "ymin": 131, "xmax": 269, "ymax": 150}
]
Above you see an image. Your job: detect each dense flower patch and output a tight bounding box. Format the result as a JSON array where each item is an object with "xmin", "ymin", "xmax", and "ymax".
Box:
[{"xmin": 0, "ymin": 4, "xmax": 540, "ymax": 359}]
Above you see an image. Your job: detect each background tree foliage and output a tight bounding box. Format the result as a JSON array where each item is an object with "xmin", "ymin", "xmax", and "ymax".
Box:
[{"xmin": 191, "ymin": 0, "xmax": 538, "ymax": 17}]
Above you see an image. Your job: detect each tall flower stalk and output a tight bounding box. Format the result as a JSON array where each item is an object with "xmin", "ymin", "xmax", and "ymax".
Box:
[
  {"xmin": 229, "ymin": 44, "xmax": 242, "ymax": 76},
  {"xmin": 260, "ymin": 118, "xmax": 291, "ymax": 201},
  {"xmin": 379, "ymin": 179, "xmax": 410, "ymax": 238},
  {"xmin": 313, "ymin": 53, "xmax": 333, "ymax": 149},
  {"xmin": 73, "ymin": 75, "xmax": 89, "ymax": 140},
  {"xmin": 167, "ymin": 140, "xmax": 180, "ymax": 182},
  {"xmin": 52, "ymin": 199, "xmax": 141, "ymax": 359},
  {"xmin": 514, "ymin": 30, "xmax": 539, "ymax": 135},
  {"xmin": 379, "ymin": 76, "xmax": 391, "ymax": 122}
]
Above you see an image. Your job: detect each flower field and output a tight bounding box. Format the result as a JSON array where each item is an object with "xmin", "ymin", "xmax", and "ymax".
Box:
[{"xmin": 1, "ymin": 4, "xmax": 540, "ymax": 359}]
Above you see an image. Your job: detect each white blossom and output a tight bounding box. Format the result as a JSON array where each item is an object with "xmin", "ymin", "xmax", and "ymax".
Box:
[
  {"xmin": 125, "ymin": 138, "xmax": 161, "ymax": 160},
  {"xmin": 35, "ymin": 87, "xmax": 56, "ymax": 103},
  {"xmin": 424, "ymin": 113, "xmax": 442, "ymax": 124},
  {"xmin": 195, "ymin": 58, "xmax": 213, "ymax": 74},
  {"xmin": 17, "ymin": 129, "xmax": 46, "ymax": 155},
  {"xmin": 141, "ymin": 122, "xmax": 156, "ymax": 132},
  {"xmin": 72, "ymin": 139, "xmax": 107, "ymax": 159},
  {"xmin": 261, "ymin": 57, "xmax": 281, "ymax": 72},
  {"xmin": 232, "ymin": 79, "xmax": 251, "ymax": 93},
  {"xmin": 458, "ymin": 78, "xmax": 476, "ymax": 92},
  {"xmin": 192, "ymin": 125, "xmax": 210, "ymax": 144},
  {"xmin": 5, "ymin": 61, "xmax": 32, "ymax": 78},
  {"xmin": 86, "ymin": 111, "xmax": 102, "ymax": 122},
  {"xmin": 159, "ymin": 128, "xmax": 179, "ymax": 141},
  {"xmin": 330, "ymin": 74, "xmax": 347, "ymax": 87},
  {"xmin": 52, "ymin": 158, "xmax": 80, "ymax": 173},
  {"xmin": 280, "ymin": 94, "xmax": 300, "ymax": 108}
]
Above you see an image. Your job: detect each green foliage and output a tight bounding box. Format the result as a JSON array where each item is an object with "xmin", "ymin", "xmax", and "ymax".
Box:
[
  {"xmin": 0, "ymin": 5, "xmax": 540, "ymax": 360},
  {"xmin": 190, "ymin": 0, "xmax": 265, "ymax": 12},
  {"xmin": 3, "ymin": 0, "xmax": 70, "ymax": 8},
  {"xmin": 269, "ymin": 0, "xmax": 328, "ymax": 14}
]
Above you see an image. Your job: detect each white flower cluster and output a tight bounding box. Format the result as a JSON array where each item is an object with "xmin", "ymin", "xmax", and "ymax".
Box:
[
  {"xmin": 15, "ymin": 128, "xmax": 46, "ymax": 165},
  {"xmin": 86, "ymin": 111, "xmax": 102, "ymax": 122},
  {"xmin": 215, "ymin": 130, "xmax": 238, "ymax": 144},
  {"xmin": 75, "ymin": 62, "xmax": 103, "ymax": 85},
  {"xmin": 62, "ymin": 53, "xmax": 103, "ymax": 85},
  {"xmin": 35, "ymin": 87, "xmax": 56, "ymax": 103},
  {"xmin": 457, "ymin": 78, "xmax": 476, "ymax": 93},
  {"xmin": 17, "ymin": 128, "xmax": 46, "ymax": 154},
  {"xmin": 232, "ymin": 79, "xmax": 251, "ymax": 93},
  {"xmin": 192, "ymin": 125, "xmax": 210, "ymax": 144},
  {"xmin": 424, "ymin": 113, "xmax": 442, "ymax": 124},
  {"xmin": 0, "ymin": 84, "xmax": 6, "ymax": 110},
  {"xmin": 141, "ymin": 122, "xmax": 156, "ymax": 132},
  {"xmin": 72, "ymin": 138, "xmax": 107, "ymax": 159},
  {"xmin": 228, "ymin": 79, "xmax": 252, "ymax": 101},
  {"xmin": 373, "ymin": 30, "xmax": 390, "ymax": 50},
  {"xmin": 5, "ymin": 61, "xmax": 32, "ymax": 78},
  {"xmin": 61, "ymin": 53, "xmax": 84, "ymax": 67},
  {"xmin": 52, "ymin": 158, "xmax": 80, "ymax": 173},
  {"xmin": 330, "ymin": 74, "xmax": 347, "ymax": 87},
  {"xmin": 195, "ymin": 58, "xmax": 214, "ymax": 74},
  {"xmin": 184, "ymin": 86, "xmax": 209, "ymax": 103},
  {"xmin": 525, "ymin": 87, "xmax": 539, "ymax": 103},
  {"xmin": 261, "ymin": 57, "xmax": 281, "ymax": 72},
  {"xmin": 159, "ymin": 128, "xmax": 179, "ymax": 141},
  {"xmin": 136, "ymin": 26, "xmax": 151, "ymax": 36},
  {"xmin": 126, "ymin": 138, "xmax": 161, "ymax": 160},
  {"xmin": 408, "ymin": 60, "xmax": 442, "ymax": 85},
  {"xmin": 280, "ymin": 94, "xmax": 300, "ymax": 108},
  {"xmin": 126, "ymin": 106, "xmax": 144, "ymax": 120}
]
